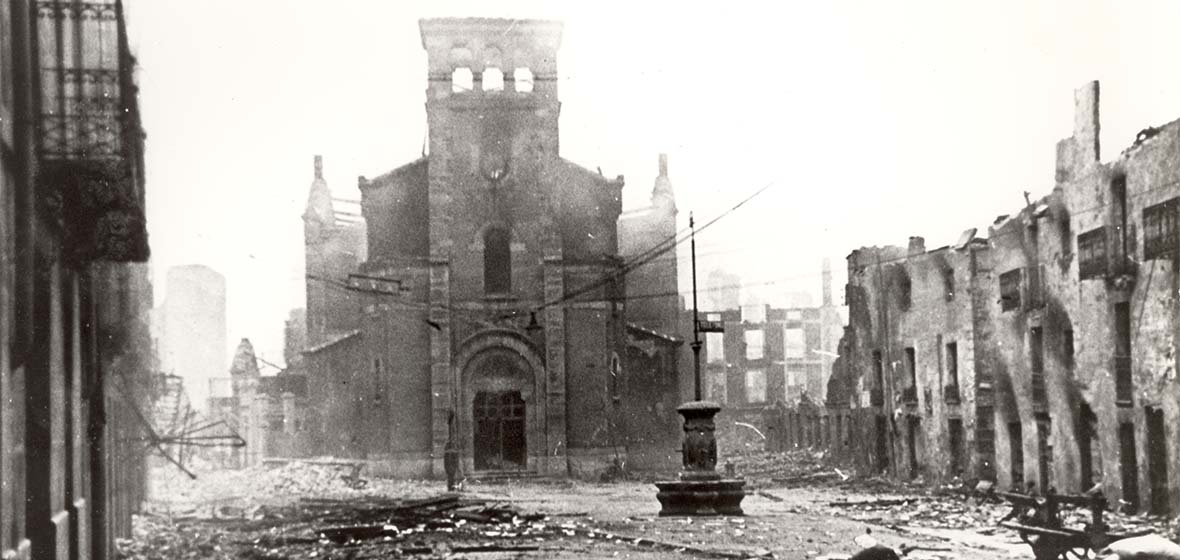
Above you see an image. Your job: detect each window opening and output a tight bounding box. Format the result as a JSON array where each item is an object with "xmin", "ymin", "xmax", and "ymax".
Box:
[
  {"xmin": 482, "ymin": 67, "xmax": 504, "ymax": 92},
  {"xmin": 452, "ymin": 67, "xmax": 473, "ymax": 93},
  {"xmin": 513, "ymin": 67, "xmax": 533, "ymax": 92},
  {"xmin": 484, "ymin": 227, "xmax": 511, "ymax": 294}
]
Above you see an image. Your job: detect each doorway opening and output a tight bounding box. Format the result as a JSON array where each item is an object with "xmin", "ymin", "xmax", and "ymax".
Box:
[
  {"xmin": 907, "ymin": 416, "xmax": 921, "ymax": 480},
  {"xmin": 1078, "ymin": 403, "xmax": 1101, "ymax": 492},
  {"xmin": 473, "ymin": 391, "xmax": 526, "ymax": 471},
  {"xmin": 874, "ymin": 414, "xmax": 890, "ymax": 474},
  {"xmin": 1146, "ymin": 407, "xmax": 1170, "ymax": 515},
  {"xmin": 1009, "ymin": 421, "xmax": 1024, "ymax": 489},
  {"xmin": 948, "ymin": 418, "xmax": 964, "ymax": 478},
  {"xmin": 1118, "ymin": 421, "xmax": 1139, "ymax": 513}
]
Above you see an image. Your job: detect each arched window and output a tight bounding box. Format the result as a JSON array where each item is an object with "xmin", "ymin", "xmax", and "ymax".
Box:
[
  {"xmin": 452, "ymin": 67, "xmax": 473, "ymax": 93},
  {"xmin": 483, "ymin": 67, "xmax": 504, "ymax": 92},
  {"xmin": 484, "ymin": 227, "xmax": 511, "ymax": 294},
  {"xmin": 513, "ymin": 67, "xmax": 534, "ymax": 93}
]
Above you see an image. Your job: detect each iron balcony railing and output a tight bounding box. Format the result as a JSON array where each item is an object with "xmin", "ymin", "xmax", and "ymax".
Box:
[{"xmin": 37, "ymin": 0, "xmax": 127, "ymax": 161}]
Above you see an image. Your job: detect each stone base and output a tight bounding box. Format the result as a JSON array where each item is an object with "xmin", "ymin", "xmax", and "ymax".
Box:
[{"xmin": 654, "ymin": 478, "xmax": 747, "ymax": 516}]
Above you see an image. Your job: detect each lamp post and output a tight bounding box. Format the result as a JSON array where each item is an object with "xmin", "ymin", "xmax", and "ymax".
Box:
[{"xmin": 654, "ymin": 212, "xmax": 745, "ymax": 516}]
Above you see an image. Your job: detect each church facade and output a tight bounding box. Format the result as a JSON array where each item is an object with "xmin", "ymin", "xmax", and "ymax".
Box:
[{"xmin": 301, "ymin": 18, "xmax": 684, "ymax": 478}]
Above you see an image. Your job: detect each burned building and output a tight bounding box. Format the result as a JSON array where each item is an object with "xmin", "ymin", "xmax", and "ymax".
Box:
[
  {"xmin": 828, "ymin": 235, "xmax": 993, "ymax": 482},
  {"xmin": 300, "ymin": 18, "xmax": 683, "ymax": 478},
  {"xmin": 813, "ymin": 81, "xmax": 1179, "ymax": 514},
  {"xmin": 1002, "ymin": 81, "xmax": 1177, "ymax": 514},
  {"xmin": 698, "ymin": 264, "xmax": 845, "ymax": 452}
]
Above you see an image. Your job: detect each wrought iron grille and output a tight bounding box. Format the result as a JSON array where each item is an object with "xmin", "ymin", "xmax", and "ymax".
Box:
[{"xmin": 37, "ymin": 0, "xmax": 125, "ymax": 160}]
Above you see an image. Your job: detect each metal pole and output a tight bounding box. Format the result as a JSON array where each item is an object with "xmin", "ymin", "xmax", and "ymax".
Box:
[{"xmin": 690, "ymin": 212, "xmax": 702, "ymax": 401}]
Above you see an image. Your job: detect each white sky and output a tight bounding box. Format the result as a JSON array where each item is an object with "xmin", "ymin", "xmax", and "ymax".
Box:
[{"xmin": 125, "ymin": 0, "xmax": 1180, "ymax": 368}]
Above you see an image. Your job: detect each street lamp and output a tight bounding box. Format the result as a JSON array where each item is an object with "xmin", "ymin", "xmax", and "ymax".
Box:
[{"xmin": 654, "ymin": 212, "xmax": 746, "ymax": 516}]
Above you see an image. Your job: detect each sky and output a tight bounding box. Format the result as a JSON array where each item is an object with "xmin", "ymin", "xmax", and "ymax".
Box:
[{"xmin": 124, "ymin": 0, "xmax": 1180, "ymax": 369}]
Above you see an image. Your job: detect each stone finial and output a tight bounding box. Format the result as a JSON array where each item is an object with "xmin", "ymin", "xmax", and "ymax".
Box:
[{"xmin": 314, "ymin": 155, "xmax": 323, "ymax": 179}]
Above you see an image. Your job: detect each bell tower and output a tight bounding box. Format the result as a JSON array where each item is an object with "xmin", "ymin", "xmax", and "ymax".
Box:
[{"xmin": 418, "ymin": 18, "xmax": 564, "ymax": 262}]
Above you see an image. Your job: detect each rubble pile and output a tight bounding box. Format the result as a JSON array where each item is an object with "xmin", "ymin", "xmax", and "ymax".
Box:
[
  {"xmin": 825, "ymin": 495, "xmax": 1007, "ymax": 531},
  {"xmin": 121, "ymin": 495, "xmax": 557, "ymax": 560},
  {"xmin": 727, "ymin": 448, "xmax": 845, "ymax": 483},
  {"xmin": 147, "ymin": 459, "xmax": 437, "ymax": 517}
]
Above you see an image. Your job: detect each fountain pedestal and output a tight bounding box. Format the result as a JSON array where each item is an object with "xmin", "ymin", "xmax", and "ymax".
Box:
[{"xmin": 655, "ymin": 401, "xmax": 746, "ymax": 516}]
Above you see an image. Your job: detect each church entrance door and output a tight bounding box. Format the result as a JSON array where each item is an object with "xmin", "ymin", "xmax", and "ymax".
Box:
[{"xmin": 473, "ymin": 390, "xmax": 526, "ymax": 471}]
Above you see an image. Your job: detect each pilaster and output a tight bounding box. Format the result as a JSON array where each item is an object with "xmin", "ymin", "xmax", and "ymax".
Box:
[
  {"xmin": 429, "ymin": 260, "xmax": 453, "ymax": 476},
  {"xmin": 542, "ymin": 257, "xmax": 567, "ymax": 475}
]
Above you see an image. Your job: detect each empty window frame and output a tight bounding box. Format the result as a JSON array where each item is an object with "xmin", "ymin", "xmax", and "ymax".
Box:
[
  {"xmin": 452, "ymin": 67, "xmax": 474, "ymax": 92},
  {"xmin": 904, "ymin": 347, "xmax": 917, "ymax": 387},
  {"xmin": 1114, "ymin": 302, "xmax": 1133, "ymax": 404},
  {"xmin": 745, "ymin": 369, "xmax": 767, "ymax": 404},
  {"xmin": 1112, "ymin": 174, "xmax": 1128, "ymax": 260},
  {"xmin": 706, "ymin": 332, "xmax": 725, "ymax": 364},
  {"xmin": 745, "ymin": 329, "xmax": 765, "ymax": 360},
  {"xmin": 1143, "ymin": 198, "xmax": 1180, "ymax": 260},
  {"xmin": 513, "ymin": 67, "xmax": 534, "ymax": 92},
  {"xmin": 999, "ymin": 269, "xmax": 1022, "ymax": 311},
  {"xmin": 1078, "ymin": 228, "xmax": 1107, "ymax": 280},
  {"xmin": 942, "ymin": 267, "xmax": 955, "ymax": 301},
  {"xmin": 783, "ymin": 326, "xmax": 805, "ymax": 359},
  {"xmin": 482, "ymin": 67, "xmax": 504, "ymax": 91},
  {"xmin": 945, "ymin": 341, "xmax": 959, "ymax": 388}
]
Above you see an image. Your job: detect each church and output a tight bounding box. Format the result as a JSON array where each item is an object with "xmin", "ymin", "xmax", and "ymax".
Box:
[{"xmin": 298, "ymin": 18, "xmax": 686, "ymax": 478}]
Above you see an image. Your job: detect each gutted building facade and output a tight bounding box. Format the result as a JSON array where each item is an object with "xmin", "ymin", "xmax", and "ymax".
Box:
[
  {"xmin": 301, "ymin": 18, "xmax": 683, "ymax": 478},
  {"xmin": 800, "ymin": 82, "xmax": 1179, "ymax": 514},
  {"xmin": 826, "ymin": 236, "xmax": 994, "ymax": 482}
]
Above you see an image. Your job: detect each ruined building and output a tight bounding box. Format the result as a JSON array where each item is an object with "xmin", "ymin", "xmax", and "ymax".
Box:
[
  {"xmin": 699, "ymin": 263, "xmax": 846, "ymax": 450},
  {"xmin": 818, "ymin": 81, "xmax": 1178, "ymax": 515},
  {"xmin": 300, "ymin": 18, "xmax": 683, "ymax": 477}
]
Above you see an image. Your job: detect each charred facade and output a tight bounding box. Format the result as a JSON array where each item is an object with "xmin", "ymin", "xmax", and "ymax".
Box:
[{"xmin": 796, "ymin": 81, "xmax": 1179, "ymax": 516}]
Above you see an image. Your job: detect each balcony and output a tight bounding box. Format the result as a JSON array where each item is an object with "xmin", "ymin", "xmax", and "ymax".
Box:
[
  {"xmin": 900, "ymin": 386, "xmax": 918, "ymax": 405},
  {"xmin": 35, "ymin": 0, "xmax": 148, "ymax": 264},
  {"xmin": 943, "ymin": 384, "xmax": 961, "ymax": 405},
  {"xmin": 1114, "ymin": 355, "xmax": 1133, "ymax": 405}
]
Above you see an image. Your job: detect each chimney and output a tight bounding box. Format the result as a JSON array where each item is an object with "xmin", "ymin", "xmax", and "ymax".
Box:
[
  {"xmin": 314, "ymin": 155, "xmax": 323, "ymax": 179},
  {"xmin": 1073, "ymin": 81, "xmax": 1100, "ymax": 165},
  {"xmin": 908, "ymin": 236, "xmax": 926, "ymax": 256},
  {"xmin": 822, "ymin": 258, "xmax": 833, "ymax": 307}
]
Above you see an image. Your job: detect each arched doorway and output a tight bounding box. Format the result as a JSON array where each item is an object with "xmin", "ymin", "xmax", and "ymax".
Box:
[{"xmin": 464, "ymin": 346, "xmax": 535, "ymax": 471}]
